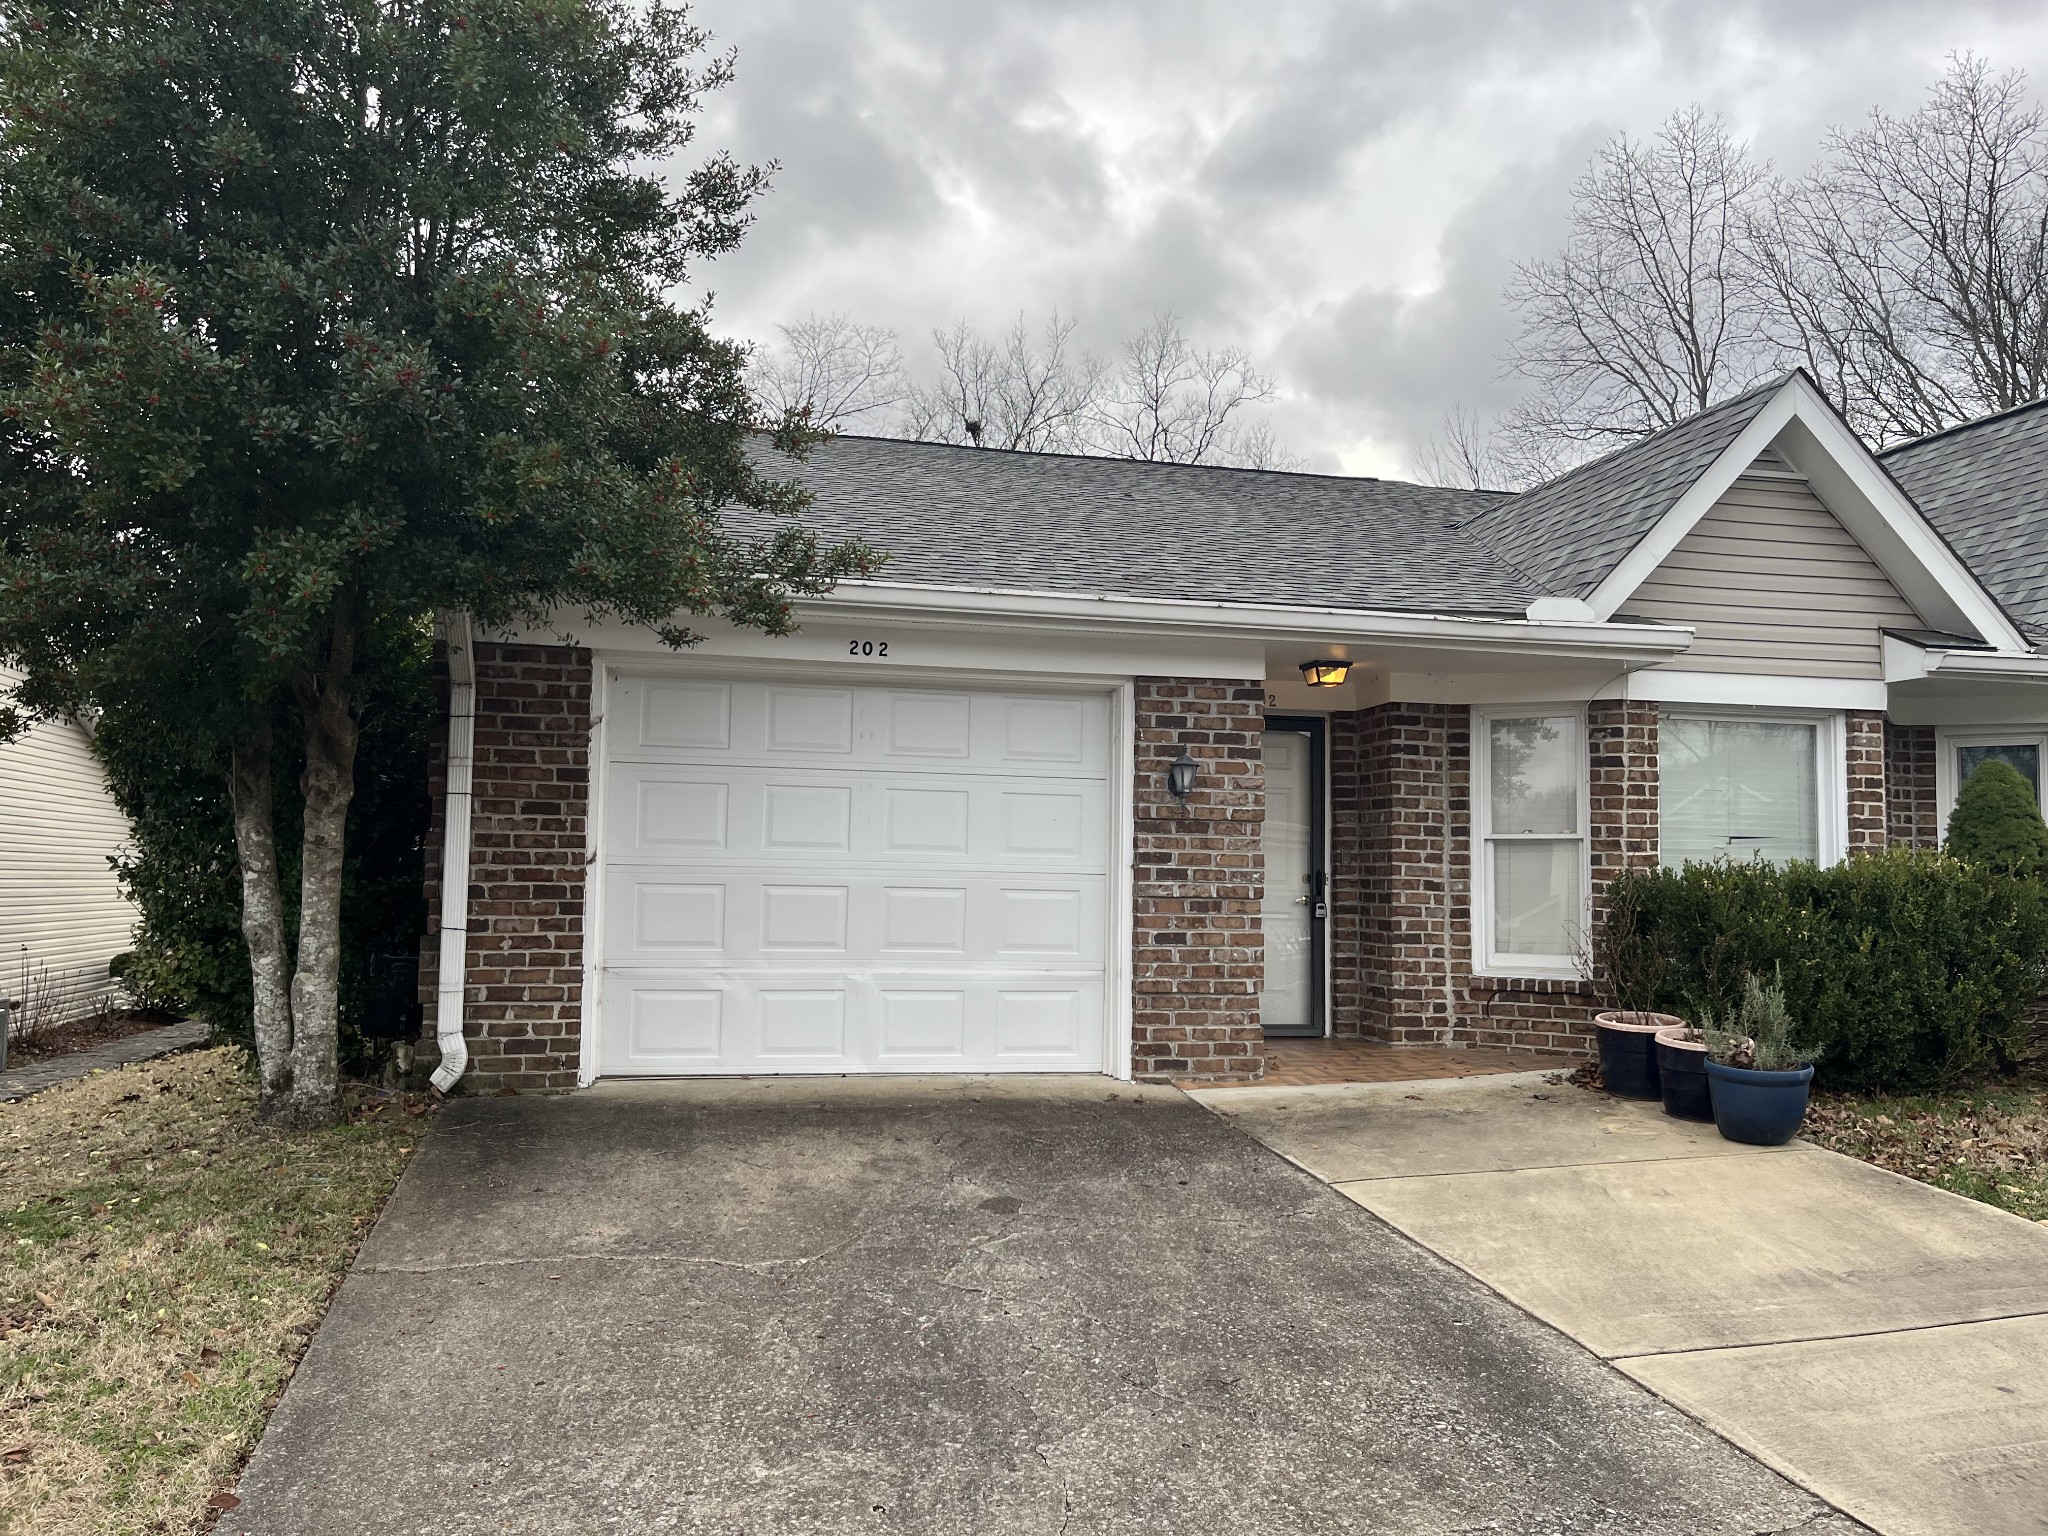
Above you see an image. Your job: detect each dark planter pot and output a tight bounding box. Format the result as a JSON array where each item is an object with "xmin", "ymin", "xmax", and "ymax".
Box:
[
  {"xmin": 1593, "ymin": 1012, "xmax": 1685, "ymax": 1100},
  {"xmin": 1652, "ymin": 1028, "xmax": 1713, "ymax": 1121},
  {"xmin": 1705, "ymin": 1059, "xmax": 1815, "ymax": 1146}
]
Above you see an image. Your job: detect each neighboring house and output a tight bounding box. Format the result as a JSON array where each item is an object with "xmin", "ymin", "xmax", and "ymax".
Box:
[
  {"xmin": 419, "ymin": 370, "xmax": 2048, "ymax": 1090},
  {"xmin": 0, "ymin": 667, "xmax": 138, "ymax": 1030}
]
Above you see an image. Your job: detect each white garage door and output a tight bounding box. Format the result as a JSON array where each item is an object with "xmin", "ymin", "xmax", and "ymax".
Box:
[{"xmin": 598, "ymin": 675, "xmax": 1114, "ymax": 1075}]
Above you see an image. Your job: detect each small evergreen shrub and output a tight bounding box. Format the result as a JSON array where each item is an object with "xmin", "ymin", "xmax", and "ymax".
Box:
[
  {"xmin": 1601, "ymin": 849, "xmax": 2048, "ymax": 1091},
  {"xmin": 1699, "ymin": 971, "xmax": 1822, "ymax": 1071},
  {"xmin": 1945, "ymin": 759, "xmax": 2048, "ymax": 879}
]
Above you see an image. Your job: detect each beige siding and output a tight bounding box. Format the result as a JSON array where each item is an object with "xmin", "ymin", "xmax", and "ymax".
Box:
[
  {"xmin": 1628, "ymin": 462, "xmax": 1923, "ymax": 678},
  {"xmin": 0, "ymin": 669, "xmax": 138, "ymax": 1029}
]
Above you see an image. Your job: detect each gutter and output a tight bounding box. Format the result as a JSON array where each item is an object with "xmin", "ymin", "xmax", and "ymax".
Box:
[
  {"xmin": 430, "ymin": 611, "xmax": 476, "ymax": 1093},
  {"xmin": 797, "ymin": 580, "xmax": 1697, "ymax": 662},
  {"xmin": 1884, "ymin": 633, "xmax": 2048, "ymax": 686}
]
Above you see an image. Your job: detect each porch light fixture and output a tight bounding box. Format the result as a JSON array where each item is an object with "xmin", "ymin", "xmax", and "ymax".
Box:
[
  {"xmin": 1299, "ymin": 659, "xmax": 1351, "ymax": 687},
  {"xmin": 1167, "ymin": 751, "xmax": 1199, "ymax": 805}
]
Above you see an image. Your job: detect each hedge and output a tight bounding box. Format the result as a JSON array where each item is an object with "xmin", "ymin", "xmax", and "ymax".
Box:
[{"xmin": 1602, "ymin": 849, "xmax": 2048, "ymax": 1091}]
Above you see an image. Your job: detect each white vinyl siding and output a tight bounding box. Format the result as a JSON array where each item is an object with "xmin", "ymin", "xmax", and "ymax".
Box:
[
  {"xmin": 0, "ymin": 672, "xmax": 137, "ymax": 1028},
  {"xmin": 1628, "ymin": 455, "xmax": 1924, "ymax": 678}
]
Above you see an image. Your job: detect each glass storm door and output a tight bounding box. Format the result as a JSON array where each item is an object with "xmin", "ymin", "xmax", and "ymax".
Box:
[{"xmin": 1260, "ymin": 718, "xmax": 1326, "ymax": 1037}]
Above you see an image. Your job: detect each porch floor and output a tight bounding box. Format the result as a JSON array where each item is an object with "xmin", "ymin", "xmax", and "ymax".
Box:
[{"xmin": 1249, "ymin": 1036, "xmax": 1585, "ymax": 1089}]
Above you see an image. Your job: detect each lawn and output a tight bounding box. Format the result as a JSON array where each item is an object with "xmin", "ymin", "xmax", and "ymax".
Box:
[
  {"xmin": 1805, "ymin": 1073, "xmax": 2048, "ymax": 1225},
  {"xmin": 0, "ymin": 1047, "xmax": 427, "ymax": 1535}
]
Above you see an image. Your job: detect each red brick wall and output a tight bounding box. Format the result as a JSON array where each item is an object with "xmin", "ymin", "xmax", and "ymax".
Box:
[
  {"xmin": 422, "ymin": 642, "xmax": 590, "ymax": 1090},
  {"xmin": 1131, "ymin": 679, "xmax": 1266, "ymax": 1084},
  {"xmin": 1885, "ymin": 722, "xmax": 1939, "ymax": 848},
  {"xmin": 1847, "ymin": 710, "xmax": 1888, "ymax": 853}
]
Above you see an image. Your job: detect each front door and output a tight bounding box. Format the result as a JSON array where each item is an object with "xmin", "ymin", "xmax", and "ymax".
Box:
[{"xmin": 1260, "ymin": 717, "xmax": 1326, "ymax": 1037}]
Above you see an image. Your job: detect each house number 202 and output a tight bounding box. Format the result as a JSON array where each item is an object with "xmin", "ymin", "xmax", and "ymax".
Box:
[{"xmin": 847, "ymin": 639, "xmax": 891, "ymax": 658}]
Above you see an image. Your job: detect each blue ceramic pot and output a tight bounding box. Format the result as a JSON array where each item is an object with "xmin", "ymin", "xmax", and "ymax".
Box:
[
  {"xmin": 1594, "ymin": 1012, "xmax": 1684, "ymax": 1099},
  {"xmin": 1705, "ymin": 1059, "xmax": 1814, "ymax": 1146}
]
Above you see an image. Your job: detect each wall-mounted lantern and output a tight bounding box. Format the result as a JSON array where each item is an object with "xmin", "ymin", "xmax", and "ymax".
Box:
[
  {"xmin": 1299, "ymin": 659, "xmax": 1352, "ymax": 688},
  {"xmin": 1167, "ymin": 751, "xmax": 1199, "ymax": 805}
]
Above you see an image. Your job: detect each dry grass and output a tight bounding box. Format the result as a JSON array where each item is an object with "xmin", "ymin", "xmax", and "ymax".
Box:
[
  {"xmin": 0, "ymin": 1048, "xmax": 426, "ymax": 1534},
  {"xmin": 1805, "ymin": 1075, "xmax": 2048, "ymax": 1224}
]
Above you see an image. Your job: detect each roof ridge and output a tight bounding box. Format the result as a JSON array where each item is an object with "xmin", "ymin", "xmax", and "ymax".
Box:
[
  {"xmin": 1508, "ymin": 372, "xmax": 1796, "ymax": 502},
  {"xmin": 804, "ymin": 430, "xmax": 1518, "ymax": 497},
  {"xmin": 1878, "ymin": 395, "xmax": 2048, "ymax": 457}
]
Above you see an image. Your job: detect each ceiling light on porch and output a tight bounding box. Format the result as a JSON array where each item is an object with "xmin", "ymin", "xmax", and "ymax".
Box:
[{"xmin": 1299, "ymin": 660, "xmax": 1351, "ymax": 687}]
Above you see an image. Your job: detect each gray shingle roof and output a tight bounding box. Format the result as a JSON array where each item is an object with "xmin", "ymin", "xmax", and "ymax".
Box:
[
  {"xmin": 1453, "ymin": 376, "xmax": 1791, "ymax": 597},
  {"xmin": 736, "ymin": 435, "xmax": 1537, "ymax": 616},
  {"xmin": 1880, "ymin": 400, "xmax": 2048, "ymax": 633}
]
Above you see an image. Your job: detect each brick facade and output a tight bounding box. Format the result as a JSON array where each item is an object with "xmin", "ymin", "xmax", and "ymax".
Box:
[
  {"xmin": 422, "ymin": 642, "xmax": 591, "ymax": 1090},
  {"xmin": 1130, "ymin": 678, "xmax": 1267, "ymax": 1084},
  {"xmin": 1885, "ymin": 722, "xmax": 1939, "ymax": 848},
  {"xmin": 1846, "ymin": 710, "xmax": 1888, "ymax": 852}
]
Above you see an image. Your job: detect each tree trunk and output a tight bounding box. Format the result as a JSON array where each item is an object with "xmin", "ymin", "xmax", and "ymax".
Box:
[
  {"xmin": 228, "ymin": 718, "xmax": 295, "ymax": 1114},
  {"xmin": 284, "ymin": 605, "xmax": 362, "ymax": 1127}
]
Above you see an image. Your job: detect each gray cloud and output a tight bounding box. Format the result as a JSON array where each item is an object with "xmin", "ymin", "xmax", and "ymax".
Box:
[{"xmin": 684, "ymin": 0, "xmax": 2048, "ymax": 476}]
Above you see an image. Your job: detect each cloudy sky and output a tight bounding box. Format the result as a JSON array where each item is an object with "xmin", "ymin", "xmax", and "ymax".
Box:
[{"xmin": 681, "ymin": 0, "xmax": 2048, "ymax": 480}]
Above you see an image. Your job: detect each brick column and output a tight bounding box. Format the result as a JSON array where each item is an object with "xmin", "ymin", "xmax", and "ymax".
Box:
[
  {"xmin": 1328, "ymin": 711, "xmax": 1367, "ymax": 1036},
  {"xmin": 1131, "ymin": 679, "xmax": 1266, "ymax": 1084},
  {"xmin": 422, "ymin": 642, "xmax": 590, "ymax": 1090},
  {"xmin": 1846, "ymin": 710, "xmax": 1887, "ymax": 853},
  {"xmin": 1885, "ymin": 722, "xmax": 1939, "ymax": 849},
  {"xmin": 1588, "ymin": 701, "xmax": 1660, "ymax": 891}
]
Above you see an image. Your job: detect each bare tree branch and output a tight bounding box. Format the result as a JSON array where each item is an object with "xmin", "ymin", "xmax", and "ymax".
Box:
[
  {"xmin": 902, "ymin": 312, "xmax": 1104, "ymax": 451},
  {"xmin": 1499, "ymin": 106, "xmax": 1774, "ymax": 474},
  {"xmin": 749, "ymin": 311, "xmax": 907, "ymax": 430},
  {"xmin": 1091, "ymin": 312, "xmax": 1282, "ymax": 465},
  {"xmin": 1752, "ymin": 54, "xmax": 2048, "ymax": 445}
]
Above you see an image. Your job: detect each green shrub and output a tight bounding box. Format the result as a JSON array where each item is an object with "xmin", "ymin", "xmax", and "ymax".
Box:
[
  {"xmin": 1945, "ymin": 759, "xmax": 2048, "ymax": 878},
  {"xmin": 1699, "ymin": 971, "xmax": 1822, "ymax": 1071},
  {"xmin": 1602, "ymin": 849, "xmax": 2048, "ymax": 1091}
]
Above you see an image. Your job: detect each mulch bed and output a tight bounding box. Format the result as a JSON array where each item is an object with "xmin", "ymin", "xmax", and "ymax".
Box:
[{"xmin": 5, "ymin": 1010, "xmax": 184, "ymax": 1069}]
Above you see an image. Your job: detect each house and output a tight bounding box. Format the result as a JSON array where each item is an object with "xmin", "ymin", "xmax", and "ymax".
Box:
[
  {"xmin": 417, "ymin": 370, "xmax": 2048, "ymax": 1090},
  {"xmin": 0, "ymin": 666, "xmax": 138, "ymax": 1031}
]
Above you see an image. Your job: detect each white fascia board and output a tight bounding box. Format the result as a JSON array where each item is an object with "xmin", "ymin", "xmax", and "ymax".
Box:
[
  {"xmin": 800, "ymin": 579, "xmax": 1695, "ymax": 664},
  {"xmin": 1583, "ymin": 382, "xmax": 1800, "ymax": 623},
  {"xmin": 1603, "ymin": 669, "xmax": 1890, "ymax": 712},
  {"xmin": 1920, "ymin": 650, "xmax": 2048, "ymax": 683}
]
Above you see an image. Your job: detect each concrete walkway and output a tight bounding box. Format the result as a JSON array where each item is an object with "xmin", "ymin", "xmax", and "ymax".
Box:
[
  {"xmin": 224, "ymin": 1076, "xmax": 1861, "ymax": 1535},
  {"xmin": 1191, "ymin": 1074, "xmax": 2048, "ymax": 1536},
  {"xmin": 0, "ymin": 1019, "xmax": 208, "ymax": 1102}
]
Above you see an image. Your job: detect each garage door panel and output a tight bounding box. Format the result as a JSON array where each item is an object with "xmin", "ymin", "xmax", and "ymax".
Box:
[
  {"xmin": 604, "ymin": 866, "xmax": 1105, "ymax": 968},
  {"xmin": 600, "ymin": 675, "xmax": 1113, "ymax": 1077},
  {"xmin": 606, "ymin": 763, "xmax": 1109, "ymax": 870},
  {"xmin": 609, "ymin": 678, "xmax": 1110, "ymax": 776},
  {"xmin": 599, "ymin": 970, "xmax": 1102, "ymax": 1073}
]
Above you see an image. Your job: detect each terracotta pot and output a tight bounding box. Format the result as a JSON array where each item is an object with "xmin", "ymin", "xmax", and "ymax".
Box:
[{"xmin": 1592, "ymin": 1012, "xmax": 1685, "ymax": 1098}]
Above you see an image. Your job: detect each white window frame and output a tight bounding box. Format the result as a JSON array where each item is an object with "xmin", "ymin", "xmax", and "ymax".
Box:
[
  {"xmin": 1656, "ymin": 707, "xmax": 1847, "ymax": 870},
  {"xmin": 1473, "ymin": 705, "xmax": 1589, "ymax": 980},
  {"xmin": 1934, "ymin": 726, "xmax": 2048, "ymax": 830}
]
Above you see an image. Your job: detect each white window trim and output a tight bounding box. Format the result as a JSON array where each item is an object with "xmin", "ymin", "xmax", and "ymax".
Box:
[
  {"xmin": 1934, "ymin": 726, "xmax": 2048, "ymax": 831},
  {"xmin": 1472, "ymin": 705, "xmax": 1590, "ymax": 980},
  {"xmin": 1656, "ymin": 706, "xmax": 1847, "ymax": 869}
]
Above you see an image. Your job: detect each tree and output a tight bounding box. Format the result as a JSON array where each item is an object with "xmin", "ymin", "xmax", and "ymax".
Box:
[
  {"xmin": 0, "ymin": 0, "xmax": 872, "ymax": 1124},
  {"xmin": 1498, "ymin": 106, "xmax": 1773, "ymax": 474},
  {"xmin": 748, "ymin": 311, "xmax": 905, "ymax": 431},
  {"xmin": 1091, "ymin": 311, "xmax": 1291, "ymax": 466},
  {"xmin": 1945, "ymin": 759, "xmax": 2048, "ymax": 879},
  {"xmin": 901, "ymin": 310, "xmax": 1103, "ymax": 452},
  {"xmin": 1751, "ymin": 55, "xmax": 2048, "ymax": 446}
]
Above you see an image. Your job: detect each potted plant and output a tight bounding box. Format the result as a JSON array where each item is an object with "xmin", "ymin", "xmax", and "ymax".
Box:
[
  {"xmin": 1583, "ymin": 880, "xmax": 1685, "ymax": 1100},
  {"xmin": 1702, "ymin": 972, "xmax": 1823, "ymax": 1146},
  {"xmin": 1651, "ymin": 1021, "xmax": 1714, "ymax": 1121}
]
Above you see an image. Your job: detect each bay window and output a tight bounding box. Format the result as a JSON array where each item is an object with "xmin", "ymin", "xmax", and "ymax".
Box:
[
  {"xmin": 1659, "ymin": 711, "xmax": 1838, "ymax": 868},
  {"xmin": 1477, "ymin": 710, "xmax": 1585, "ymax": 973}
]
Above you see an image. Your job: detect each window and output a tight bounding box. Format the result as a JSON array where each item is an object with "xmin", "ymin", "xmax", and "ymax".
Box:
[
  {"xmin": 1936, "ymin": 729, "xmax": 2048, "ymax": 830},
  {"xmin": 1476, "ymin": 711, "xmax": 1585, "ymax": 973},
  {"xmin": 1659, "ymin": 711, "xmax": 1839, "ymax": 868}
]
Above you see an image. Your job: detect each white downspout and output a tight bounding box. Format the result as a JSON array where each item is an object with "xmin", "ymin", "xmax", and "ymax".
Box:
[{"xmin": 430, "ymin": 611, "xmax": 476, "ymax": 1093}]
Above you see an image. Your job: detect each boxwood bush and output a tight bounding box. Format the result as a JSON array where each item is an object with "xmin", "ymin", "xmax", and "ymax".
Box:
[{"xmin": 1602, "ymin": 849, "xmax": 2048, "ymax": 1091}]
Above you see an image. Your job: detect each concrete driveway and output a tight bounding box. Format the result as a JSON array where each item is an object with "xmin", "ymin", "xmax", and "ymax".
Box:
[
  {"xmin": 226, "ymin": 1076, "xmax": 1861, "ymax": 1536},
  {"xmin": 1194, "ymin": 1074, "xmax": 2048, "ymax": 1536}
]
